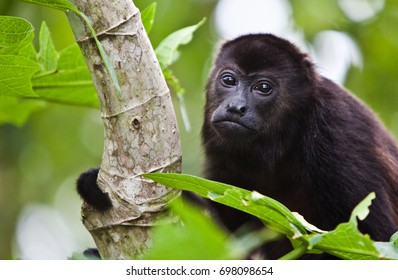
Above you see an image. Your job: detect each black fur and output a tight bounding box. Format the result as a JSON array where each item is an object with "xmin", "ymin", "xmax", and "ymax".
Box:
[
  {"xmin": 76, "ymin": 168, "xmax": 112, "ymax": 211},
  {"xmin": 82, "ymin": 248, "xmax": 101, "ymax": 260},
  {"xmin": 202, "ymin": 34, "xmax": 398, "ymax": 258},
  {"xmin": 76, "ymin": 34, "xmax": 398, "ymax": 259}
]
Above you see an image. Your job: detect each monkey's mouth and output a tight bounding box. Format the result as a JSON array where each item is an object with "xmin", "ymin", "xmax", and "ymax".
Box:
[
  {"xmin": 212, "ymin": 119, "xmax": 252, "ymax": 130},
  {"xmin": 211, "ymin": 119, "xmax": 257, "ymax": 139}
]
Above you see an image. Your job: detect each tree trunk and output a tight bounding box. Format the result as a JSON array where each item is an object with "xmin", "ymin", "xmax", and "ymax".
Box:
[{"xmin": 67, "ymin": 0, "xmax": 182, "ymax": 259}]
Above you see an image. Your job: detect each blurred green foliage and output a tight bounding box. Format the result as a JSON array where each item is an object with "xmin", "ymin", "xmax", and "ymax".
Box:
[
  {"xmin": 145, "ymin": 173, "xmax": 398, "ymax": 259},
  {"xmin": 1, "ymin": 0, "xmax": 398, "ymax": 259}
]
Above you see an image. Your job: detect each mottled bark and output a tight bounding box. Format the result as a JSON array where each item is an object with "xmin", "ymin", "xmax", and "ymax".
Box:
[{"xmin": 67, "ymin": 0, "xmax": 182, "ymax": 259}]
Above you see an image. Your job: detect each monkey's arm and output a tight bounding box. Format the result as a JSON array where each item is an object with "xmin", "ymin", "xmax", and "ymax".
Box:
[{"xmin": 76, "ymin": 168, "xmax": 112, "ymax": 211}]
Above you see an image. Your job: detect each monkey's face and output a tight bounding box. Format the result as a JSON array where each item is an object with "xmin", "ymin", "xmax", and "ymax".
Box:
[
  {"xmin": 204, "ymin": 34, "xmax": 315, "ymax": 144},
  {"xmin": 209, "ymin": 68, "xmax": 277, "ymax": 140}
]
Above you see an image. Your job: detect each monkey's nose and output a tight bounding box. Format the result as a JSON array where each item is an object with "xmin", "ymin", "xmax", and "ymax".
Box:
[{"xmin": 226, "ymin": 103, "xmax": 247, "ymax": 116}]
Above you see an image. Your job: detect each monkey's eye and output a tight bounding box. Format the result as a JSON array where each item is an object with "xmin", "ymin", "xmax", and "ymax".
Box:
[
  {"xmin": 254, "ymin": 82, "xmax": 273, "ymax": 95},
  {"xmin": 221, "ymin": 74, "xmax": 237, "ymax": 86}
]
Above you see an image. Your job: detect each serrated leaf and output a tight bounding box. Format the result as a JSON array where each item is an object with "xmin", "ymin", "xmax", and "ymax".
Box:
[
  {"xmin": 155, "ymin": 18, "xmax": 206, "ymax": 68},
  {"xmin": 21, "ymin": 0, "xmax": 79, "ymax": 13},
  {"xmin": 0, "ymin": 96, "xmax": 45, "ymax": 126},
  {"xmin": 0, "ymin": 55, "xmax": 40, "ymax": 97},
  {"xmin": 304, "ymin": 222, "xmax": 380, "ymax": 259},
  {"xmin": 32, "ymin": 44, "xmax": 98, "ymax": 107},
  {"xmin": 349, "ymin": 192, "xmax": 375, "ymax": 224},
  {"xmin": 141, "ymin": 2, "xmax": 157, "ymax": 34},
  {"xmin": 38, "ymin": 22, "xmax": 58, "ymax": 73},
  {"xmin": 297, "ymin": 193, "xmax": 396, "ymax": 260},
  {"xmin": 0, "ymin": 16, "xmax": 34, "ymax": 47}
]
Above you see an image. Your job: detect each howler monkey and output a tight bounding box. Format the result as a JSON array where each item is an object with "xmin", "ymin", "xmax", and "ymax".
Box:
[{"xmin": 77, "ymin": 34, "xmax": 398, "ymax": 259}]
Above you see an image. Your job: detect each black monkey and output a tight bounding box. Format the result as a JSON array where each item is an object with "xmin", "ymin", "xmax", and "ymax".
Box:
[
  {"xmin": 202, "ymin": 34, "xmax": 398, "ymax": 257},
  {"xmin": 77, "ymin": 34, "xmax": 398, "ymax": 259}
]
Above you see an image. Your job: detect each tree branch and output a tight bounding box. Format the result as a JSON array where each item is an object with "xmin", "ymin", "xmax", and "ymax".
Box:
[{"xmin": 67, "ymin": 0, "xmax": 182, "ymax": 259}]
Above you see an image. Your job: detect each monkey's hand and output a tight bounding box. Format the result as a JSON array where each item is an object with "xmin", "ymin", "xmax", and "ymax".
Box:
[{"xmin": 76, "ymin": 168, "xmax": 112, "ymax": 211}]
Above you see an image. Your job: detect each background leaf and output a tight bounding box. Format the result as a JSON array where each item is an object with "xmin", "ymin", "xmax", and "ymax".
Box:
[
  {"xmin": 32, "ymin": 44, "xmax": 98, "ymax": 107},
  {"xmin": 154, "ymin": 18, "xmax": 206, "ymax": 132},
  {"xmin": 0, "ymin": 96, "xmax": 45, "ymax": 127},
  {"xmin": 21, "ymin": 0, "xmax": 78, "ymax": 13},
  {"xmin": 155, "ymin": 18, "xmax": 206, "ymax": 68},
  {"xmin": 37, "ymin": 22, "xmax": 58, "ymax": 73},
  {"xmin": 0, "ymin": 16, "xmax": 35, "ymax": 58},
  {"xmin": 0, "ymin": 55, "xmax": 40, "ymax": 97},
  {"xmin": 0, "ymin": 16, "xmax": 34, "ymax": 47},
  {"xmin": 290, "ymin": 0, "xmax": 347, "ymax": 39},
  {"xmin": 144, "ymin": 200, "xmax": 234, "ymax": 260},
  {"xmin": 141, "ymin": 2, "xmax": 157, "ymax": 34}
]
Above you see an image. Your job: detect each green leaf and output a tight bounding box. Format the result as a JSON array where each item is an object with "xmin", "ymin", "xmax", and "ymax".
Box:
[
  {"xmin": 0, "ymin": 16, "xmax": 34, "ymax": 47},
  {"xmin": 251, "ymin": 191, "xmax": 306, "ymax": 233},
  {"xmin": 0, "ymin": 96, "xmax": 45, "ymax": 126},
  {"xmin": 144, "ymin": 173, "xmax": 398, "ymax": 259},
  {"xmin": 0, "ymin": 55, "xmax": 40, "ymax": 97},
  {"xmin": 23, "ymin": 0, "xmax": 122, "ymax": 97},
  {"xmin": 141, "ymin": 2, "xmax": 157, "ymax": 34},
  {"xmin": 279, "ymin": 243, "xmax": 309, "ymax": 260},
  {"xmin": 305, "ymin": 223, "xmax": 380, "ymax": 259},
  {"xmin": 155, "ymin": 19, "xmax": 205, "ymax": 131},
  {"xmin": 155, "ymin": 18, "xmax": 206, "ymax": 68},
  {"xmin": 142, "ymin": 173, "xmax": 305, "ymax": 237},
  {"xmin": 15, "ymin": 39, "xmax": 37, "ymax": 61},
  {"xmin": 374, "ymin": 240, "xmax": 398, "ymax": 260},
  {"xmin": 292, "ymin": 212, "xmax": 326, "ymax": 234},
  {"xmin": 0, "ymin": 16, "xmax": 36, "ymax": 58},
  {"xmin": 146, "ymin": 199, "xmax": 278, "ymax": 260},
  {"xmin": 37, "ymin": 22, "xmax": 58, "ymax": 73},
  {"xmin": 349, "ymin": 192, "xmax": 375, "ymax": 224},
  {"xmin": 32, "ymin": 44, "xmax": 99, "ymax": 107},
  {"xmin": 0, "ymin": 15, "xmax": 97, "ymax": 107},
  {"xmin": 145, "ymin": 200, "xmax": 234, "ymax": 260},
  {"xmin": 298, "ymin": 193, "xmax": 394, "ymax": 260},
  {"xmin": 73, "ymin": 12, "xmax": 122, "ymax": 98},
  {"xmin": 390, "ymin": 231, "xmax": 398, "ymax": 245},
  {"xmin": 21, "ymin": 0, "xmax": 79, "ymax": 13}
]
